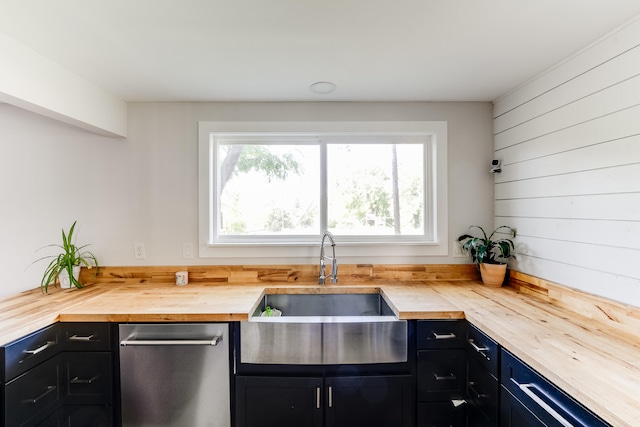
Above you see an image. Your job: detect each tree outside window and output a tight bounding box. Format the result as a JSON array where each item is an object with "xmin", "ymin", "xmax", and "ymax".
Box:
[{"xmin": 215, "ymin": 137, "xmax": 426, "ymax": 242}]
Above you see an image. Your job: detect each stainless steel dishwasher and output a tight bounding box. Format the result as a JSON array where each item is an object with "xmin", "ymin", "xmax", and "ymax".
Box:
[{"xmin": 119, "ymin": 323, "xmax": 230, "ymax": 427}]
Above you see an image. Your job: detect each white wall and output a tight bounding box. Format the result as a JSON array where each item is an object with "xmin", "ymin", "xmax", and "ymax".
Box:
[
  {"xmin": 0, "ymin": 32, "xmax": 127, "ymax": 137},
  {"xmin": 493, "ymin": 18, "xmax": 640, "ymax": 306},
  {"xmin": 0, "ymin": 101, "xmax": 493, "ymax": 297}
]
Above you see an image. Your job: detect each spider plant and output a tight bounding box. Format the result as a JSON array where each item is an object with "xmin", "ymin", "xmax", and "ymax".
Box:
[{"xmin": 34, "ymin": 221, "xmax": 98, "ymax": 293}]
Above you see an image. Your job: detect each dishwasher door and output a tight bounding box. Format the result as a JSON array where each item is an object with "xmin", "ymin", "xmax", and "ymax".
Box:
[{"xmin": 119, "ymin": 323, "xmax": 230, "ymax": 427}]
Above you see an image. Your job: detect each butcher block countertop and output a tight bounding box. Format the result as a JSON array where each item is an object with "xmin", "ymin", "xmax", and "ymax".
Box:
[{"xmin": 1, "ymin": 280, "xmax": 639, "ymax": 426}]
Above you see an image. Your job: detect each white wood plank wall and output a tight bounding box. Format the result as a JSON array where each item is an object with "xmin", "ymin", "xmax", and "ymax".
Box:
[{"xmin": 493, "ymin": 16, "xmax": 640, "ymax": 306}]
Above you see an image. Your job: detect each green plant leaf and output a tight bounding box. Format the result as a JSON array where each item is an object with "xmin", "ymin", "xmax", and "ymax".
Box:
[
  {"xmin": 32, "ymin": 220, "xmax": 99, "ymax": 293},
  {"xmin": 457, "ymin": 225, "xmax": 517, "ymax": 265}
]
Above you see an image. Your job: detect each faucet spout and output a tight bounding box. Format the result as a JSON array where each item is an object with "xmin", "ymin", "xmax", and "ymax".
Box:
[{"xmin": 319, "ymin": 231, "xmax": 338, "ymax": 284}]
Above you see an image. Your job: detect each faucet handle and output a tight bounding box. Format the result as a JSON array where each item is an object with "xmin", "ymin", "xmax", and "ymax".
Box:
[
  {"xmin": 319, "ymin": 258, "xmax": 326, "ymax": 284},
  {"xmin": 331, "ymin": 261, "xmax": 338, "ymax": 283}
]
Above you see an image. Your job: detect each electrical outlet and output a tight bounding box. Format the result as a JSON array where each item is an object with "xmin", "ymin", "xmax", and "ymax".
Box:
[
  {"xmin": 453, "ymin": 240, "xmax": 465, "ymax": 258},
  {"xmin": 134, "ymin": 242, "xmax": 146, "ymax": 260},
  {"xmin": 183, "ymin": 242, "xmax": 194, "ymax": 259}
]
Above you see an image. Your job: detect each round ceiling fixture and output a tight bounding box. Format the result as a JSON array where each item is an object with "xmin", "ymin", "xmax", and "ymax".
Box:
[{"xmin": 309, "ymin": 81, "xmax": 337, "ymax": 94}]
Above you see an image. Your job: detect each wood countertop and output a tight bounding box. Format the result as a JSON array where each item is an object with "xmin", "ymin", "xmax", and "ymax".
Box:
[{"xmin": 1, "ymin": 280, "xmax": 638, "ymax": 426}]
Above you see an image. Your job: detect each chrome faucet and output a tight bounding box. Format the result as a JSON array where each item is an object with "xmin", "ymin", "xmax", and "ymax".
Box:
[{"xmin": 319, "ymin": 231, "xmax": 338, "ymax": 284}]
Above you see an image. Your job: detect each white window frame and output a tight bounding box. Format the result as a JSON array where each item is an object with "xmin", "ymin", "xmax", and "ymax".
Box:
[{"xmin": 198, "ymin": 121, "xmax": 448, "ymax": 262}]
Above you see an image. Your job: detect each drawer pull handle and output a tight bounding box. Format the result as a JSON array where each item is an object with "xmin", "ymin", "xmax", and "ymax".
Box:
[
  {"xmin": 23, "ymin": 385, "xmax": 56, "ymax": 404},
  {"xmin": 70, "ymin": 374, "xmax": 100, "ymax": 384},
  {"xmin": 468, "ymin": 339, "xmax": 491, "ymax": 360},
  {"xmin": 120, "ymin": 337, "xmax": 220, "ymax": 346},
  {"xmin": 434, "ymin": 373, "xmax": 457, "ymax": 381},
  {"xmin": 316, "ymin": 387, "xmax": 321, "ymax": 409},
  {"xmin": 328, "ymin": 386, "xmax": 333, "ymax": 408},
  {"xmin": 432, "ymin": 332, "xmax": 456, "ymax": 340},
  {"xmin": 22, "ymin": 341, "xmax": 56, "ymax": 357},
  {"xmin": 513, "ymin": 379, "xmax": 575, "ymax": 427},
  {"xmin": 467, "ymin": 381, "xmax": 487, "ymax": 398},
  {"xmin": 68, "ymin": 334, "xmax": 95, "ymax": 342}
]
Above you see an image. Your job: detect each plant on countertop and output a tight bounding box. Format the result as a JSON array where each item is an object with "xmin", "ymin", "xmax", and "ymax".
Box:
[
  {"xmin": 34, "ymin": 220, "xmax": 99, "ymax": 293},
  {"xmin": 457, "ymin": 225, "xmax": 517, "ymax": 265},
  {"xmin": 457, "ymin": 225, "xmax": 516, "ymax": 287}
]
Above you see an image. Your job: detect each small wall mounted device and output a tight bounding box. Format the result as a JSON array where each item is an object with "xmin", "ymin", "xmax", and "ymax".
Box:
[{"xmin": 490, "ymin": 159, "xmax": 502, "ymax": 173}]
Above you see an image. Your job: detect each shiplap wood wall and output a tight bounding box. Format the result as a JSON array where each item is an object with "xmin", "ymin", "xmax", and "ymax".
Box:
[{"xmin": 493, "ymin": 17, "xmax": 640, "ymax": 306}]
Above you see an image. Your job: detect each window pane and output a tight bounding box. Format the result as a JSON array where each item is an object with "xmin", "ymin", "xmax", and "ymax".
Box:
[
  {"xmin": 217, "ymin": 144, "xmax": 320, "ymax": 236},
  {"xmin": 327, "ymin": 143, "xmax": 424, "ymax": 236}
]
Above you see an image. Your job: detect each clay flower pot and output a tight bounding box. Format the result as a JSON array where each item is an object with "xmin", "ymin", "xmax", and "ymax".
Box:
[{"xmin": 479, "ymin": 263, "xmax": 507, "ymax": 287}]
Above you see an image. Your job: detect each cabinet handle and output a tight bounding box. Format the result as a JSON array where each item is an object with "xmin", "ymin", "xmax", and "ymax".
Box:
[
  {"xmin": 512, "ymin": 379, "xmax": 575, "ymax": 427},
  {"xmin": 467, "ymin": 381, "xmax": 487, "ymax": 398},
  {"xmin": 316, "ymin": 387, "xmax": 321, "ymax": 409},
  {"xmin": 22, "ymin": 341, "xmax": 56, "ymax": 358},
  {"xmin": 70, "ymin": 374, "xmax": 100, "ymax": 384},
  {"xmin": 468, "ymin": 339, "xmax": 491, "ymax": 360},
  {"xmin": 328, "ymin": 386, "xmax": 333, "ymax": 408},
  {"xmin": 433, "ymin": 373, "xmax": 457, "ymax": 381},
  {"xmin": 120, "ymin": 336, "xmax": 220, "ymax": 346},
  {"xmin": 68, "ymin": 334, "xmax": 95, "ymax": 342},
  {"xmin": 23, "ymin": 385, "xmax": 56, "ymax": 404},
  {"xmin": 432, "ymin": 332, "xmax": 456, "ymax": 340}
]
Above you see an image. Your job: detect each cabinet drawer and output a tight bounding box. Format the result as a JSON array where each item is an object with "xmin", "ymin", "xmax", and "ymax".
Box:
[
  {"xmin": 417, "ymin": 402, "xmax": 465, "ymax": 427},
  {"xmin": 4, "ymin": 354, "xmax": 62, "ymax": 426},
  {"xmin": 500, "ymin": 385, "xmax": 545, "ymax": 427},
  {"xmin": 60, "ymin": 323, "xmax": 111, "ymax": 352},
  {"xmin": 3, "ymin": 323, "xmax": 61, "ymax": 382},
  {"xmin": 466, "ymin": 403, "xmax": 494, "ymax": 427},
  {"xmin": 39, "ymin": 405, "xmax": 113, "ymax": 427},
  {"xmin": 417, "ymin": 349, "xmax": 465, "ymax": 401},
  {"xmin": 501, "ymin": 349, "xmax": 610, "ymax": 427},
  {"xmin": 467, "ymin": 355, "xmax": 498, "ymax": 425},
  {"xmin": 62, "ymin": 352, "xmax": 113, "ymax": 405},
  {"xmin": 466, "ymin": 323, "xmax": 499, "ymax": 377},
  {"xmin": 416, "ymin": 320, "xmax": 466, "ymax": 349}
]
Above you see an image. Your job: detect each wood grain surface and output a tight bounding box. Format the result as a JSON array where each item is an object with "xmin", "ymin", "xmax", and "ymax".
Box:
[
  {"xmin": 78, "ymin": 263, "xmax": 481, "ymax": 284},
  {"xmin": 0, "ymin": 265, "xmax": 638, "ymax": 426}
]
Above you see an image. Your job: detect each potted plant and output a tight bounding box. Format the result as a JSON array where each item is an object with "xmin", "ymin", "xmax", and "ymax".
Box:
[
  {"xmin": 34, "ymin": 221, "xmax": 98, "ymax": 293},
  {"xmin": 457, "ymin": 225, "xmax": 516, "ymax": 287}
]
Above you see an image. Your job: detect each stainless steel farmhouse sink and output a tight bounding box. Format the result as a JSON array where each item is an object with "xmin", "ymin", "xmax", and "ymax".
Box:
[
  {"xmin": 250, "ymin": 292, "xmax": 398, "ymax": 319},
  {"xmin": 240, "ymin": 292, "xmax": 407, "ymax": 365}
]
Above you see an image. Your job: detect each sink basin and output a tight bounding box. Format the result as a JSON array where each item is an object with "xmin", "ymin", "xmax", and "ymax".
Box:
[
  {"xmin": 249, "ymin": 293, "xmax": 398, "ymax": 321},
  {"xmin": 241, "ymin": 292, "xmax": 407, "ymax": 365}
]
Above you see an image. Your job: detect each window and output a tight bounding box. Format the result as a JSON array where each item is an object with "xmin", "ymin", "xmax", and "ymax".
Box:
[{"xmin": 198, "ymin": 121, "xmax": 448, "ymax": 261}]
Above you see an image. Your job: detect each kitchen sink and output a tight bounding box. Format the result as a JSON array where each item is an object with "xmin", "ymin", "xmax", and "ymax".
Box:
[
  {"xmin": 241, "ymin": 291, "xmax": 407, "ymax": 365},
  {"xmin": 249, "ymin": 292, "xmax": 398, "ymax": 321}
]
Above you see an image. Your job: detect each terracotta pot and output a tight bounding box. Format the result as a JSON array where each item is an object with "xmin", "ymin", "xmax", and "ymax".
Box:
[{"xmin": 479, "ymin": 263, "xmax": 507, "ymax": 287}]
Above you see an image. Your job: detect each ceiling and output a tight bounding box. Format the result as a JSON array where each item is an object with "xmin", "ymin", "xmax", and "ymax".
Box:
[{"xmin": 2, "ymin": 0, "xmax": 640, "ymax": 103}]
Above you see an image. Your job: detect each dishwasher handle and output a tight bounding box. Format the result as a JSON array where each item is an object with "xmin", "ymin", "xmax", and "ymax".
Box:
[{"xmin": 120, "ymin": 336, "xmax": 221, "ymax": 346}]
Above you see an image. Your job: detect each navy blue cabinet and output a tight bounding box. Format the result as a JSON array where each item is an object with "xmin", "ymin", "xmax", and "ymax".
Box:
[
  {"xmin": 326, "ymin": 375, "xmax": 413, "ymax": 427},
  {"xmin": 1, "ymin": 323, "xmax": 114, "ymax": 427},
  {"xmin": 236, "ymin": 375, "xmax": 413, "ymax": 427},
  {"xmin": 416, "ymin": 320, "xmax": 466, "ymax": 427},
  {"xmin": 465, "ymin": 323, "xmax": 499, "ymax": 427},
  {"xmin": 500, "ymin": 349, "xmax": 610, "ymax": 427},
  {"xmin": 236, "ymin": 376, "xmax": 323, "ymax": 427}
]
